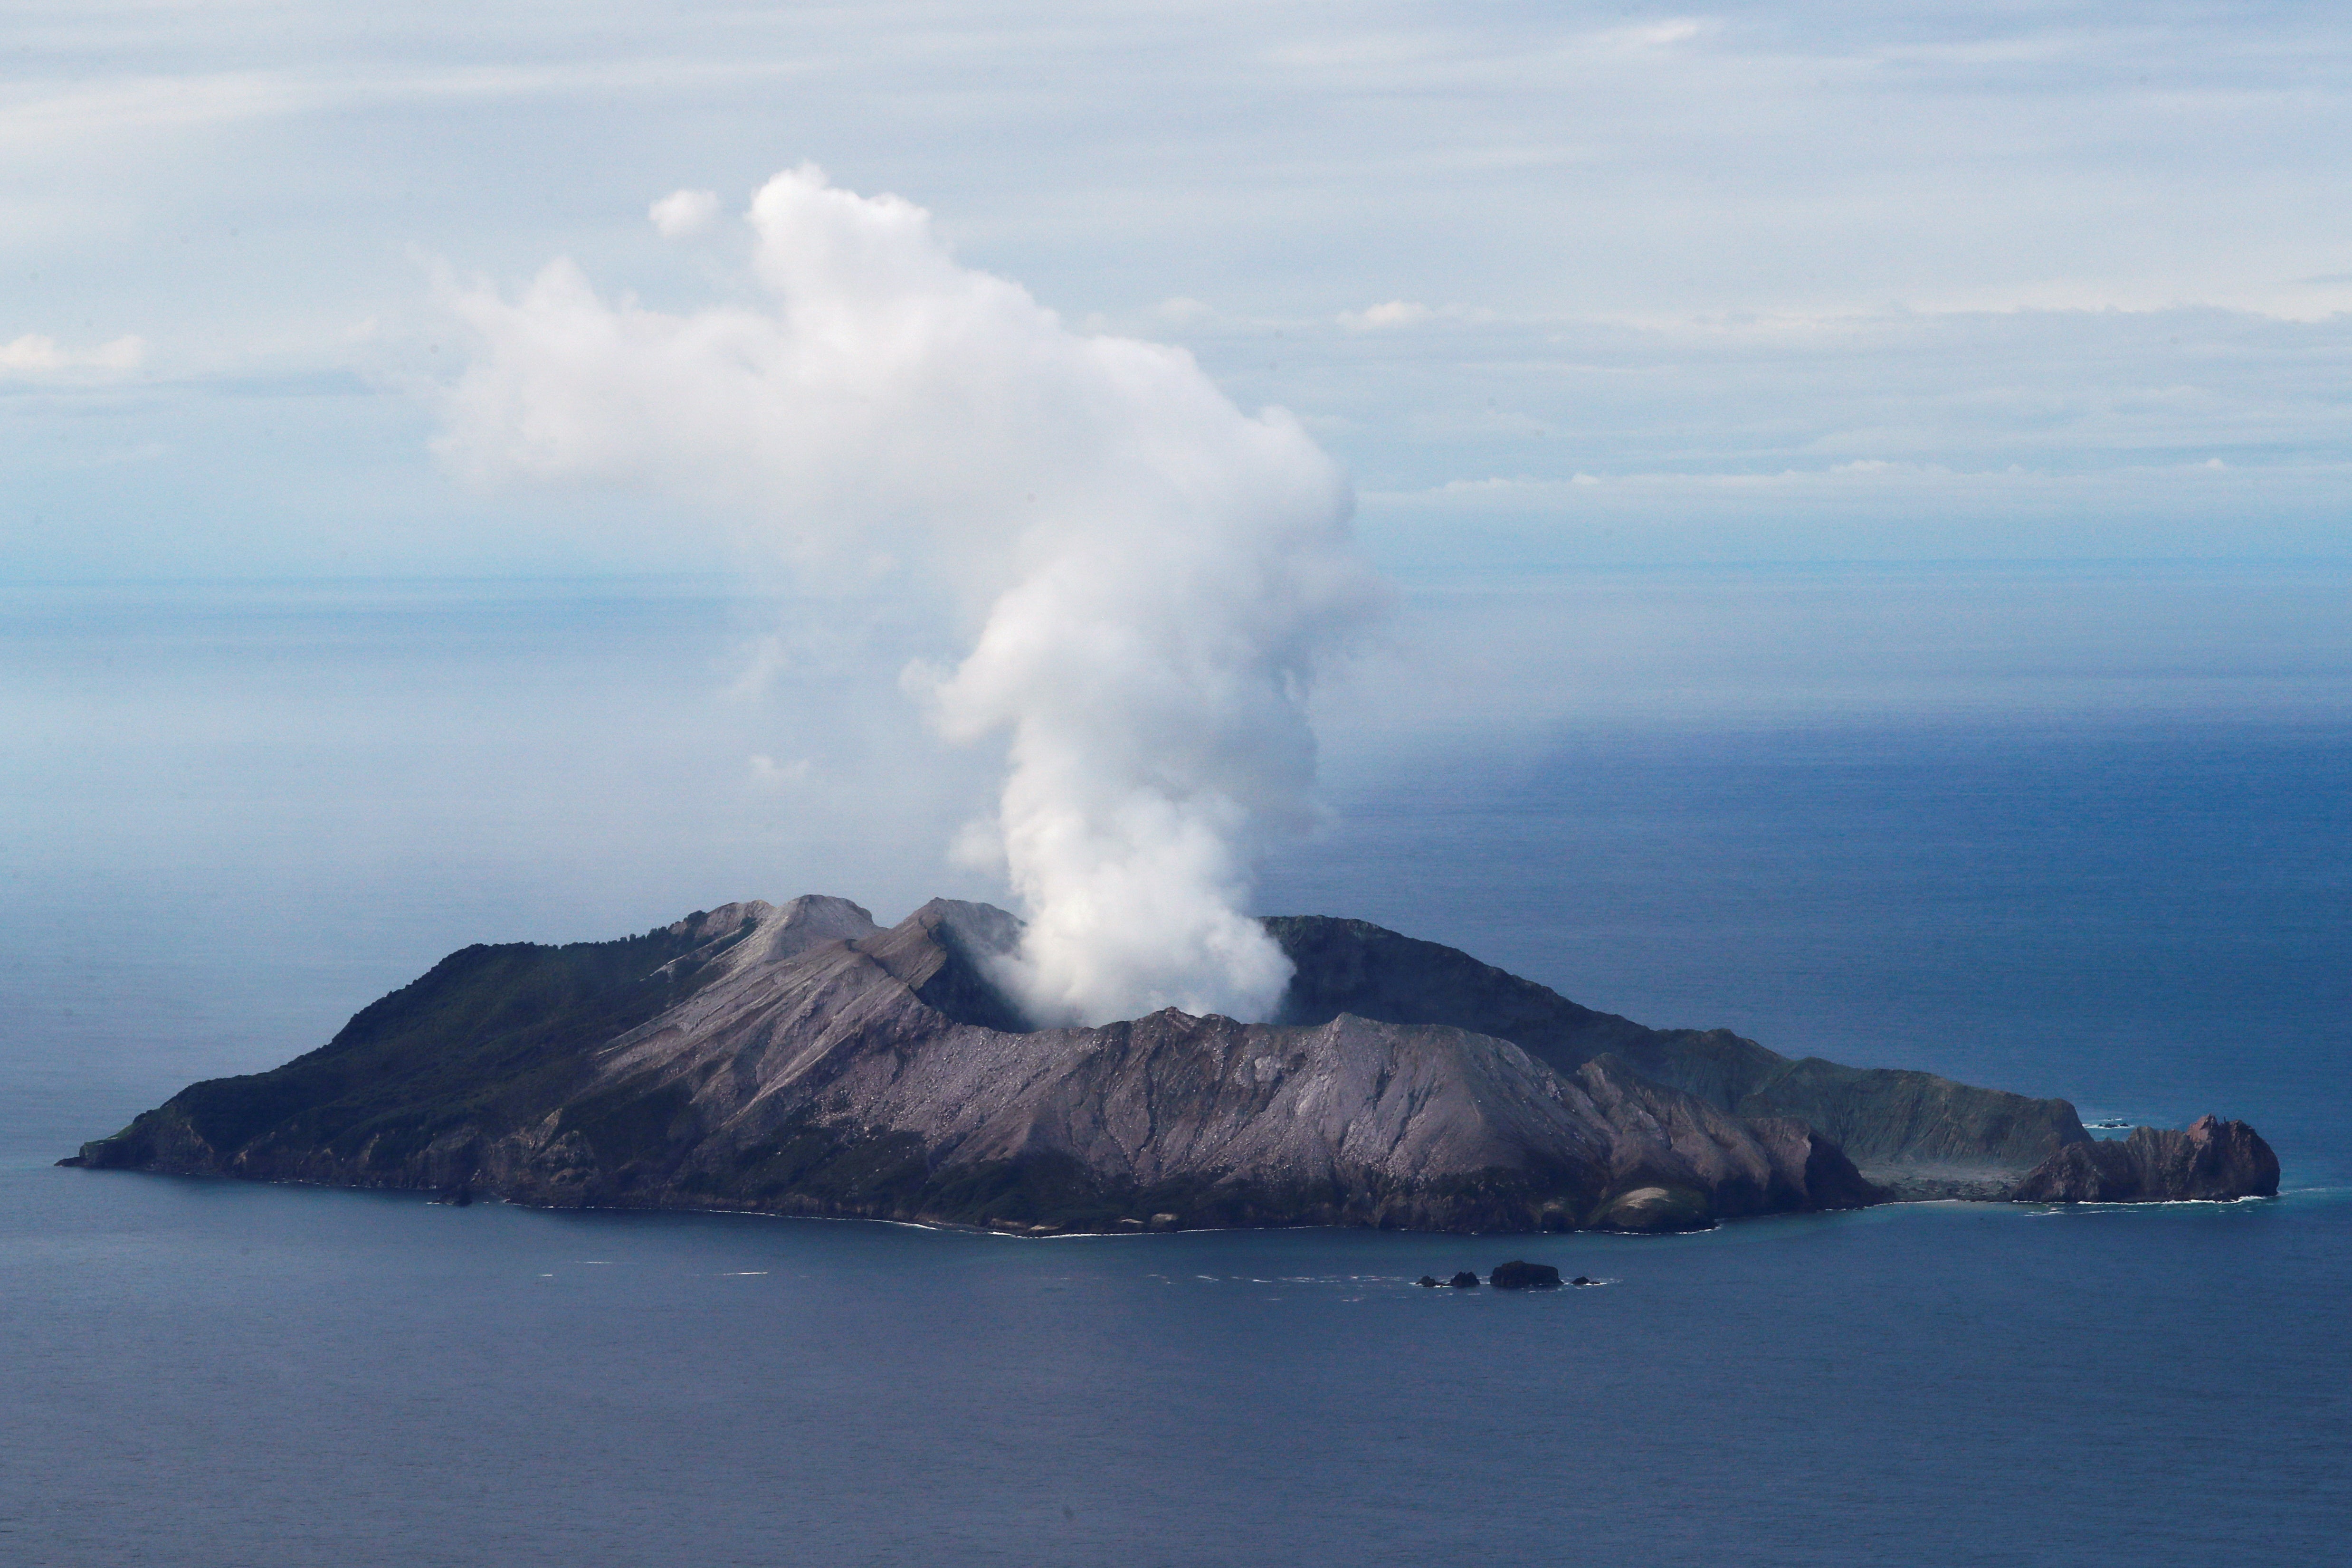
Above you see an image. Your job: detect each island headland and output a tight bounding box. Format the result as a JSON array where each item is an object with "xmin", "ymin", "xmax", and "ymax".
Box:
[{"xmin": 65, "ymin": 896, "xmax": 2280, "ymax": 1233}]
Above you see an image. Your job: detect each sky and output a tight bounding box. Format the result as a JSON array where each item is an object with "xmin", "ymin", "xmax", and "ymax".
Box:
[
  {"xmin": 6, "ymin": 0, "xmax": 2351, "ymax": 581},
  {"xmin": 2, "ymin": 1, "xmax": 2349, "ymax": 1067}
]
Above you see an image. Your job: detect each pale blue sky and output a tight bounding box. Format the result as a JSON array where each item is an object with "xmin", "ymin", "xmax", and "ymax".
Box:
[{"xmin": 5, "ymin": 1, "xmax": 2351, "ymax": 578}]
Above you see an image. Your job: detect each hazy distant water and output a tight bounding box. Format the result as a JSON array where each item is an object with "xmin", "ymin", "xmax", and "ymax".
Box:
[{"xmin": 3, "ymin": 571, "xmax": 2347, "ymax": 1565}]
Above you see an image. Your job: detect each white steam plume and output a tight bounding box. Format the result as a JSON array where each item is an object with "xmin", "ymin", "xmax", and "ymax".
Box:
[{"xmin": 440, "ymin": 165, "xmax": 1381, "ymax": 1025}]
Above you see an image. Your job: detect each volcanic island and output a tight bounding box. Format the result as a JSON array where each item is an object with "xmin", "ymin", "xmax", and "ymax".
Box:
[{"xmin": 66, "ymin": 897, "xmax": 2280, "ymax": 1232}]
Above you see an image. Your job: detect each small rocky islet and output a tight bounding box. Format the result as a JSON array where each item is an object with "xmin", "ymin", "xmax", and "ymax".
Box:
[
  {"xmin": 1414, "ymin": 1264, "xmax": 1587, "ymax": 1289},
  {"xmin": 64, "ymin": 895, "xmax": 2280, "ymax": 1233}
]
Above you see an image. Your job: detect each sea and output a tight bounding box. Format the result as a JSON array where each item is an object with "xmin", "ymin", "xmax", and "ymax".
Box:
[{"xmin": 3, "ymin": 567, "xmax": 2347, "ymax": 1567}]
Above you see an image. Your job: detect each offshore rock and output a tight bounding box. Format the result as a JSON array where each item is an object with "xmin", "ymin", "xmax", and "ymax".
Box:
[
  {"xmin": 2009, "ymin": 1116, "xmax": 2280, "ymax": 1203},
  {"xmin": 1447, "ymin": 1272, "xmax": 1480, "ymax": 1288},
  {"xmin": 1488, "ymin": 1260, "xmax": 1562, "ymax": 1289},
  {"xmin": 68, "ymin": 895, "xmax": 2119, "ymax": 1235}
]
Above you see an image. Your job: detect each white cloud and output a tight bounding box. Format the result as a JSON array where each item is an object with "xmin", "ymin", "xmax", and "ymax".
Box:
[
  {"xmin": 0, "ymin": 333, "xmax": 144, "ymax": 376},
  {"xmin": 748, "ymin": 753, "xmax": 813, "ymax": 787},
  {"xmin": 648, "ymin": 188, "xmax": 720, "ymax": 239},
  {"xmin": 444, "ymin": 166, "xmax": 1385, "ymax": 1025},
  {"xmin": 1152, "ymin": 296, "xmax": 1217, "ymax": 326},
  {"xmin": 1602, "ymin": 18, "xmax": 1709, "ymax": 51},
  {"xmin": 1339, "ymin": 300, "xmax": 1432, "ymax": 331},
  {"xmin": 1335, "ymin": 300, "xmax": 1496, "ymax": 332}
]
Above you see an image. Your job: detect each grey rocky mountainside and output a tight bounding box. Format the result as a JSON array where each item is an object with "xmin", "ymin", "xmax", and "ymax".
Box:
[
  {"xmin": 1266, "ymin": 916, "xmax": 2085, "ymax": 1199},
  {"xmin": 68, "ymin": 896, "xmax": 2277, "ymax": 1231}
]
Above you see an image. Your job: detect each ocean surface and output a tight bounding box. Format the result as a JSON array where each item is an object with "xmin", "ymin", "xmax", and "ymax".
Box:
[{"xmin": 3, "ymin": 571, "xmax": 2347, "ymax": 1566}]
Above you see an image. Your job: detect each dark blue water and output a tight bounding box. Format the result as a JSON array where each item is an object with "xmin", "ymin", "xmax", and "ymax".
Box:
[
  {"xmin": 5, "ymin": 1173, "xmax": 2344, "ymax": 1568},
  {"xmin": 1269, "ymin": 718, "xmax": 2352, "ymax": 1183},
  {"xmin": 3, "ymin": 577, "xmax": 2346, "ymax": 1566}
]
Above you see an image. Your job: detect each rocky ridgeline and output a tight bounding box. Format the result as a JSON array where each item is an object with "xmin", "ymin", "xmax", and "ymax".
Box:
[{"xmin": 65, "ymin": 895, "xmax": 2279, "ymax": 1231}]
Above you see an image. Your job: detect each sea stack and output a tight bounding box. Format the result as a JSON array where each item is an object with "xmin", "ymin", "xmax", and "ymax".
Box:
[
  {"xmin": 2009, "ymin": 1115, "xmax": 2280, "ymax": 1203},
  {"xmin": 1489, "ymin": 1261, "xmax": 1563, "ymax": 1289}
]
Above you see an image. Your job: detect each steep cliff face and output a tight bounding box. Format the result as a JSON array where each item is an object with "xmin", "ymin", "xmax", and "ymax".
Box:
[
  {"xmin": 1266, "ymin": 915, "xmax": 2092, "ymax": 1197},
  {"xmin": 2009, "ymin": 1115, "xmax": 2281, "ymax": 1203}
]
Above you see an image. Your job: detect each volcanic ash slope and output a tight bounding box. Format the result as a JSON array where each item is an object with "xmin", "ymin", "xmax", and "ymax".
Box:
[
  {"xmin": 81, "ymin": 894, "xmax": 2278, "ymax": 1228},
  {"xmin": 73, "ymin": 896, "xmax": 1889, "ymax": 1233}
]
